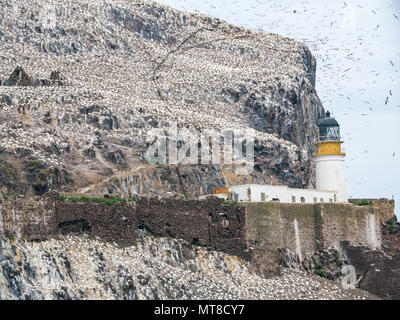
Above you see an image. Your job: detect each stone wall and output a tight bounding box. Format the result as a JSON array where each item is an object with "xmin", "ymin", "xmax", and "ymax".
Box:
[
  {"xmin": 21, "ymin": 193, "xmax": 250, "ymax": 260},
  {"xmin": 245, "ymin": 203, "xmax": 319, "ymax": 259},
  {"xmin": 349, "ymin": 198, "xmax": 395, "ymax": 224},
  {"xmin": 0, "ymin": 192, "xmax": 394, "ymax": 264},
  {"xmin": 0, "ymin": 194, "xmax": 54, "ymax": 241},
  {"xmin": 245, "ymin": 202, "xmax": 386, "ymax": 260},
  {"xmin": 317, "ymin": 204, "xmax": 382, "ymax": 250}
]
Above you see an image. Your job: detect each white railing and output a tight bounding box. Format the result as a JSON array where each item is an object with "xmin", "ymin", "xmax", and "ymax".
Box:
[{"xmin": 318, "ymin": 136, "xmax": 341, "ymax": 142}]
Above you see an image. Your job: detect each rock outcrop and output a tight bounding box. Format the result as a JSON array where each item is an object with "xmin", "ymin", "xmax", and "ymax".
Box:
[
  {"xmin": 5, "ymin": 66, "xmax": 65, "ymax": 87},
  {"xmin": 0, "ymin": 233, "xmax": 377, "ymax": 300},
  {"xmin": 6, "ymin": 66, "xmax": 34, "ymax": 87},
  {"xmin": 0, "ymin": 0, "xmax": 324, "ymax": 199},
  {"xmin": 342, "ymin": 242, "xmax": 400, "ymax": 300},
  {"xmin": 278, "ymin": 239, "xmax": 400, "ymax": 300}
]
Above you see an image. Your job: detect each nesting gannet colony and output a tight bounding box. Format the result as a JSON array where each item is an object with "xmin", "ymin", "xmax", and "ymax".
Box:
[
  {"xmin": 0, "ymin": 0, "xmax": 324, "ymax": 199},
  {"xmin": 0, "ymin": 233, "xmax": 377, "ymax": 300}
]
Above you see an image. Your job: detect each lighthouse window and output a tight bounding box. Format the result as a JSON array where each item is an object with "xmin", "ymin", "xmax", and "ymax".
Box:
[
  {"xmin": 327, "ymin": 126, "xmax": 340, "ymax": 140},
  {"xmin": 300, "ymin": 197, "xmax": 305, "ymax": 203},
  {"xmin": 329, "ymin": 198, "xmax": 333, "ymax": 203},
  {"xmin": 319, "ymin": 126, "xmax": 340, "ymax": 141},
  {"xmin": 292, "ymin": 196, "xmax": 296, "ymax": 203},
  {"xmin": 313, "ymin": 197, "xmax": 318, "ymax": 203},
  {"xmin": 261, "ymin": 193, "xmax": 266, "ymax": 202},
  {"xmin": 320, "ymin": 198, "xmax": 324, "ymax": 203}
]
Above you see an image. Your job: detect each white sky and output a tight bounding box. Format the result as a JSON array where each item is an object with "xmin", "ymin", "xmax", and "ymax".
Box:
[{"xmin": 157, "ymin": 0, "xmax": 400, "ymax": 217}]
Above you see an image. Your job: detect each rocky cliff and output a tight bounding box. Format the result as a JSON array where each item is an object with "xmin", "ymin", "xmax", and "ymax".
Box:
[
  {"xmin": 0, "ymin": 232, "xmax": 377, "ymax": 300},
  {"xmin": 0, "ymin": 0, "xmax": 324, "ymax": 199}
]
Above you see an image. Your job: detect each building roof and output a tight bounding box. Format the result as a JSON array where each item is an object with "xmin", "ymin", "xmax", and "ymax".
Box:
[{"xmin": 318, "ymin": 111, "xmax": 339, "ymax": 127}]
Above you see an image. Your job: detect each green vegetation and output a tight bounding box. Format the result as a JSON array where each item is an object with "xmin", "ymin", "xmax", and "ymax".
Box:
[
  {"xmin": 0, "ymin": 163, "xmax": 15, "ymax": 175},
  {"xmin": 387, "ymin": 218, "xmax": 395, "ymax": 234},
  {"xmin": 221, "ymin": 199, "xmax": 240, "ymax": 207},
  {"xmin": 358, "ymin": 200, "xmax": 370, "ymax": 206},
  {"xmin": 315, "ymin": 269, "xmax": 325, "ymax": 277},
  {"xmin": 60, "ymin": 194, "xmax": 133, "ymax": 206},
  {"xmin": 314, "ymin": 264, "xmax": 325, "ymax": 277},
  {"xmin": 2, "ymin": 190, "xmax": 17, "ymax": 200}
]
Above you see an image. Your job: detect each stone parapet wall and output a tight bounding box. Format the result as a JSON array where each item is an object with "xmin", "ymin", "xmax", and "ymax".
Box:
[
  {"xmin": 317, "ymin": 204, "xmax": 381, "ymax": 250},
  {"xmin": 245, "ymin": 201, "xmax": 388, "ymax": 260},
  {"xmin": 0, "ymin": 192, "xmax": 395, "ymax": 263},
  {"xmin": 349, "ymin": 198, "xmax": 395, "ymax": 224},
  {"xmin": 245, "ymin": 203, "xmax": 319, "ymax": 258},
  {"xmin": 20, "ymin": 193, "xmax": 249, "ymax": 260},
  {"xmin": 0, "ymin": 193, "xmax": 54, "ymax": 241}
]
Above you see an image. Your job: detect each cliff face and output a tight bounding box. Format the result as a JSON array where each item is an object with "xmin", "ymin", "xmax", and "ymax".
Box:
[
  {"xmin": 0, "ymin": 233, "xmax": 377, "ymax": 300},
  {"xmin": 0, "ymin": 0, "xmax": 324, "ymax": 199}
]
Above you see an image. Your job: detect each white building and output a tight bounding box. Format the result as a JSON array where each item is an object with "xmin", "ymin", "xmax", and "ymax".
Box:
[{"xmin": 229, "ymin": 184, "xmax": 338, "ymax": 203}]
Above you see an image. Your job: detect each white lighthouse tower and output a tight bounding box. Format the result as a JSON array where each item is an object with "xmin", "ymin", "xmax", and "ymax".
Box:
[{"xmin": 315, "ymin": 111, "xmax": 347, "ymax": 203}]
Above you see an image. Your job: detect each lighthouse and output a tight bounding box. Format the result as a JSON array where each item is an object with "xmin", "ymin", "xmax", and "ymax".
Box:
[
  {"xmin": 215, "ymin": 111, "xmax": 348, "ymax": 204},
  {"xmin": 315, "ymin": 111, "xmax": 347, "ymax": 203}
]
